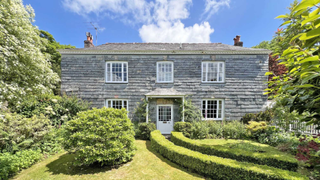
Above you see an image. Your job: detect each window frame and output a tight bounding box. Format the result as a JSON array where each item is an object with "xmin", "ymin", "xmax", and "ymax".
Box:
[
  {"xmin": 105, "ymin": 61, "xmax": 128, "ymax": 83},
  {"xmin": 201, "ymin": 61, "xmax": 225, "ymax": 83},
  {"xmin": 156, "ymin": 61, "xmax": 174, "ymax": 83},
  {"xmin": 201, "ymin": 99, "xmax": 225, "ymax": 120},
  {"xmin": 105, "ymin": 99, "xmax": 129, "ymax": 111}
]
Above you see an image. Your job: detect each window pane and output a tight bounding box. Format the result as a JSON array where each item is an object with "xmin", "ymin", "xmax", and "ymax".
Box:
[
  {"xmin": 218, "ymin": 100, "xmax": 222, "ymax": 118},
  {"xmin": 203, "ymin": 62, "xmax": 224, "ymax": 82},
  {"xmin": 108, "ymin": 100, "xmax": 111, "ymax": 107},
  {"xmin": 158, "ymin": 62, "xmax": 172, "ymax": 82},
  {"xmin": 123, "ymin": 63, "xmax": 127, "ymax": 81},
  {"xmin": 219, "ymin": 63, "xmax": 223, "ymax": 81},
  {"xmin": 112, "ymin": 63, "xmax": 122, "ymax": 81}
]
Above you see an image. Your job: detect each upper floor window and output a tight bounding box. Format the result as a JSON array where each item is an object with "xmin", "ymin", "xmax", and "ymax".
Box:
[
  {"xmin": 202, "ymin": 62, "xmax": 225, "ymax": 83},
  {"xmin": 106, "ymin": 99, "xmax": 128, "ymax": 110},
  {"xmin": 202, "ymin": 99, "xmax": 224, "ymax": 120},
  {"xmin": 106, "ymin": 62, "xmax": 128, "ymax": 83},
  {"xmin": 157, "ymin": 61, "xmax": 173, "ymax": 83}
]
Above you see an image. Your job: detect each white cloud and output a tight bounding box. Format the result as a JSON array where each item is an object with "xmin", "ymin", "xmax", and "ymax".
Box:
[
  {"xmin": 139, "ymin": 21, "xmax": 213, "ymax": 43},
  {"xmin": 62, "ymin": 0, "xmax": 219, "ymax": 42},
  {"xmin": 202, "ymin": 0, "xmax": 230, "ymax": 20}
]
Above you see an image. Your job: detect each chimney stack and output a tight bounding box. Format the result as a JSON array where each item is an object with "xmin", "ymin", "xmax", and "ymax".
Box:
[
  {"xmin": 233, "ymin": 35, "xmax": 243, "ymax": 47},
  {"xmin": 84, "ymin": 32, "xmax": 94, "ymax": 48}
]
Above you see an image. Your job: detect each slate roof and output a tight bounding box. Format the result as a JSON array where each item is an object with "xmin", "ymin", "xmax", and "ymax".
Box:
[
  {"xmin": 59, "ymin": 43, "xmax": 271, "ymax": 55},
  {"xmin": 145, "ymin": 88, "xmax": 187, "ymax": 96}
]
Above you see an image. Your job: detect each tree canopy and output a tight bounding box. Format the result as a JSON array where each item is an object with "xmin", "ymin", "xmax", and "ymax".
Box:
[
  {"xmin": 267, "ymin": 0, "xmax": 320, "ymax": 127},
  {"xmin": 0, "ymin": 0, "xmax": 59, "ymax": 106}
]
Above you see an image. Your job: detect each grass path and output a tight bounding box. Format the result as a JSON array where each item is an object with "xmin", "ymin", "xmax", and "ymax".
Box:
[{"xmin": 13, "ymin": 140, "xmax": 205, "ymax": 180}]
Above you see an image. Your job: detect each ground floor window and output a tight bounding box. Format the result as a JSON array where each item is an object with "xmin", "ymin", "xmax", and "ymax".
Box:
[
  {"xmin": 106, "ymin": 99, "xmax": 128, "ymax": 110},
  {"xmin": 202, "ymin": 99, "xmax": 224, "ymax": 120}
]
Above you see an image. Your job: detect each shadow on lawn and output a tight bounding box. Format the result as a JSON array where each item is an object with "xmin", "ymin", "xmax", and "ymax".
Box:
[
  {"xmin": 145, "ymin": 141, "xmax": 205, "ymax": 179},
  {"xmin": 46, "ymin": 153, "xmax": 122, "ymax": 176}
]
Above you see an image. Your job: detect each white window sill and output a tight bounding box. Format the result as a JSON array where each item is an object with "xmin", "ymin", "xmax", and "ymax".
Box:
[
  {"xmin": 105, "ymin": 81, "xmax": 128, "ymax": 84},
  {"xmin": 201, "ymin": 81, "xmax": 225, "ymax": 84}
]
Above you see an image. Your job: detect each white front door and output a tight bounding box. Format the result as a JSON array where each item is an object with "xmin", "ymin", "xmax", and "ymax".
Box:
[{"xmin": 157, "ymin": 105, "xmax": 173, "ymax": 134}]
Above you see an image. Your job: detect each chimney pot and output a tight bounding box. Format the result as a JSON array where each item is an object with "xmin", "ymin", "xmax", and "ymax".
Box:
[
  {"xmin": 234, "ymin": 35, "xmax": 243, "ymax": 47},
  {"xmin": 84, "ymin": 32, "xmax": 94, "ymax": 48}
]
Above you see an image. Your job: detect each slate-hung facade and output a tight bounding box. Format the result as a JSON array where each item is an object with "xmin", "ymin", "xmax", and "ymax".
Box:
[{"xmin": 60, "ymin": 35, "xmax": 271, "ymax": 134}]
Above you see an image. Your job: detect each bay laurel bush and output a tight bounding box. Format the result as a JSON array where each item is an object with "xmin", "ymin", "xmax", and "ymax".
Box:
[
  {"xmin": 240, "ymin": 109, "xmax": 274, "ymax": 124},
  {"xmin": 136, "ymin": 122, "xmax": 156, "ymax": 140},
  {"xmin": 0, "ymin": 112, "xmax": 52, "ymax": 153},
  {"xmin": 222, "ymin": 121, "xmax": 247, "ymax": 139},
  {"xmin": 246, "ymin": 121, "xmax": 268, "ymax": 140},
  {"xmin": 190, "ymin": 121, "xmax": 209, "ymax": 139},
  {"xmin": 0, "ymin": 149, "xmax": 43, "ymax": 180},
  {"xmin": 13, "ymin": 94, "xmax": 90, "ymax": 126},
  {"xmin": 62, "ymin": 107, "xmax": 136, "ymax": 166}
]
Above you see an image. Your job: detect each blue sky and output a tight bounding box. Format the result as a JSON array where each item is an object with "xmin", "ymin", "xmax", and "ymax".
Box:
[{"xmin": 24, "ymin": 0, "xmax": 293, "ymax": 48}]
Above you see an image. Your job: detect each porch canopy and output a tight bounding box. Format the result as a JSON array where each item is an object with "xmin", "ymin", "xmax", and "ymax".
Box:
[{"xmin": 145, "ymin": 88, "xmax": 187, "ymax": 122}]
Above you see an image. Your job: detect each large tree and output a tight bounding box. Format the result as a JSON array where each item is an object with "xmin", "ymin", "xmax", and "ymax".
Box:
[
  {"xmin": 39, "ymin": 30, "xmax": 75, "ymax": 95},
  {"xmin": 0, "ymin": 0, "xmax": 59, "ymax": 106},
  {"xmin": 268, "ymin": 0, "xmax": 320, "ymax": 127}
]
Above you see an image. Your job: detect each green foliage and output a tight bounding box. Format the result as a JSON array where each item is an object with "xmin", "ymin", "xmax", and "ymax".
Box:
[
  {"xmin": 150, "ymin": 130, "xmax": 307, "ymax": 180},
  {"xmin": 173, "ymin": 122, "xmax": 192, "ymax": 137},
  {"xmin": 171, "ymin": 132, "xmax": 299, "ymax": 171},
  {"xmin": 240, "ymin": 109, "xmax": 274, "ymax": 124},
  {"xmin": 0, "ymin": 149, "xmax": 43, "ymax": 180},
  {"xmin": 221, "ymin": 120, "xmax": 247, "ymax": 139},
  {"xmin": 252, "ymin": 39, "xmax": 278, "ymax": 52},
  {"xmin": 0, "ymin": 112, "xmax": 52, "ymax": 153},
  {"xmin": 39, "ymin": 30, "xmax": 75, "ymax": 95},
  {"xmin": 180, "ymin": 99, "xmax": 202, "ymax": 122},
  {"xmin": 267, "ymin": 0, "xmax": 320, "ymax": 127},
  {"xmin": 174, "ymin": 120, "xmax": 246, "ymax": 139},
  {"xmin": 12, "ymin": 94, "xmax": 90, "ymax": 126},
  {"xmin": 135, "ymin": 123, "xmax": 156, "ymax": 140},
  {"xmin": 246, "ymin": 121, "xmax": 269, "ymax": 140},
  {"xmin": 62, "ymin": 107, "xmax": 136, "ymax": 166},
  {"xmin": 133, "ymin": 98, "xmax": 150, "ymax": 122},
  {"xmin": 0, "ymin": 0, "xmax": 59, "ymax": 106}
]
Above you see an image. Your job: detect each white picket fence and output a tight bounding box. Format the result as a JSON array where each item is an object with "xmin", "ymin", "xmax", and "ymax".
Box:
[{"xmin": 287, "ymin": 121, "xmax": 320, "ymax": 135}]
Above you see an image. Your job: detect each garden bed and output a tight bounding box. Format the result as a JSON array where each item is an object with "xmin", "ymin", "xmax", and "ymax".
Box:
[
  {"xmin": 151, "ymin": 131, "xmax": 307, "ymax": 180},
  {"xmin": 171, "ymin": 132, "xmax": 299, "ymax": 171}
]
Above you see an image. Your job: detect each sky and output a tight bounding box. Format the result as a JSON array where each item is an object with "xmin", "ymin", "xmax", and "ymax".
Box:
[{"xmin": 23, "ymin": 0, "xmax": 294, "ymax": 48}]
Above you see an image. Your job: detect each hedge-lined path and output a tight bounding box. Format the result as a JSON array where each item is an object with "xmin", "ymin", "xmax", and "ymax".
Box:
[{"xmin": 13, "ymin": 140, "xmax": 205, "ymax": 180}]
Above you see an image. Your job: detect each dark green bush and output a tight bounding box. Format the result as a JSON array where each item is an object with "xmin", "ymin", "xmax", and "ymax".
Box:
[
  {"xmin": 221, "ymin": 121, "xmax": 246, "ymax": 139},
  {"xmin": 12, "ymin": 94, "xmax": 90, "ymax": 126},
  {"xmin": 151, "ymin": 131, "xmax": 306, "ymax": 180},
  {"xmin": 62, "ymin": 107, "xmax": 136, "ymax": 166},
  {"xmin": 240, "ymin": 109, "xmax": 274, "ymax": 124},
  {"xmin": 0, "ymin": 112, "xmax": 52, "ymax": 153},
  {"xmin": 0, "ymin": 149, "xmax": 43, "ymax": 180},
  {"xmin": 136, "ymin": 122, "xmax": 156, "ymax": 140},
  {"xmin": 190, "ymin": 121, "xmax": 209, "ymax": 139},
  {"xmin": 173, "ymin": 122, "xmax": 192, "ymax": 137},
  {"xmin": 171, "ymin": 132, "xmax": 299, "ymax": 171}
]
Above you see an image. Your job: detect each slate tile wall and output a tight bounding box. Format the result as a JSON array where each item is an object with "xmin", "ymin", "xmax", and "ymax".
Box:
[{"xmin": 61, "ymin": 54, "xmax": 268, "ymax": 121}]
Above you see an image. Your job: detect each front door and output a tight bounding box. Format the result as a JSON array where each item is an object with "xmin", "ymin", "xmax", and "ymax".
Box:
[{"xmin": 157, "ymin": 105, "xmax": 173, "ymax": 134}]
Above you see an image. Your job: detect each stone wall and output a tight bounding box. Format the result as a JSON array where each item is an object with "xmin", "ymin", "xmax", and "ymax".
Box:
[{"xmin": 61, "ymin": 54, "xmax": 268, "ymax": 121}]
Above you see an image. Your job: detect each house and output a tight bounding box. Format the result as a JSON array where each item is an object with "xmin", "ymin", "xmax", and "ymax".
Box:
[{"xmin": 59, "ymin": 33, "xmax": 271, "ymax": 134}]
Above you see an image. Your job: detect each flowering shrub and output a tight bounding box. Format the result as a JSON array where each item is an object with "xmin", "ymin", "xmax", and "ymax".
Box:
[
  {"xmin": 296, "ymin": 137, "xmax": 320, "ymax": 167},
  {"xmin": 13, "ymin": 94, "xmax": 90, "ymax": 126}
]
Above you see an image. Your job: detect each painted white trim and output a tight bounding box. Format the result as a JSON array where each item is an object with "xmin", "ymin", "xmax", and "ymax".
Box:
[
  {"xmin": 202, "ymin": 99, "xmax": 225, "ymax": 120},
  {"xmin": 105, "ymin": 99, "xmax": 129, "ymax": 112},
  {"xmin": 201, "ymin": 61, "xmax": 225, "ymax": 83},
  {"xmin": 157, "ymin": 104, "xmax": 174, "ymax": 134},
  {"xmin": 156, "ymin": 61, "xmax": 174, "ymax": 83},
  {"xmin": 105, "ymin": 61, "xmax": 128, "ymax": 83}
]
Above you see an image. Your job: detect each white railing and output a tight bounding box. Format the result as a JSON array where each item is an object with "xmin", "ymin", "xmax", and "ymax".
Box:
[{"xmin": 288, "ymin": 121, "xmax": 320, "ymax": 135}]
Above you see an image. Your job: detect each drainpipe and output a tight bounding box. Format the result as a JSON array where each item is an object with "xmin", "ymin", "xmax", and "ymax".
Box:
[
  {"xmin": 146, "ymin": 96, "xmax": 149, "ymax": 123},
  {"xmin": 182, "ymin": 96, "xmax": 185, "ymax": 122}
]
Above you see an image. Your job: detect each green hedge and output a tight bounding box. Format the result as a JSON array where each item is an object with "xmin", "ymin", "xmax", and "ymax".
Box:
[
  {"xmin": 171, "ymin": 132, "xmax": 298, "ymax": 172},
  {"xmin": 151, "ymin": 131, "xmax": 307, "ymax": 180}
]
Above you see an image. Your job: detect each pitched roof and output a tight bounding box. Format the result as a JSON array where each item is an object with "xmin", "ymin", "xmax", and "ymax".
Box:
[
  {"xmin": 145, "ymin": 88, "xmax": 187, "ymax": 96},
  {"xmin": 58, "ymin": 43, "xmax": 271, "ymax": 55}
]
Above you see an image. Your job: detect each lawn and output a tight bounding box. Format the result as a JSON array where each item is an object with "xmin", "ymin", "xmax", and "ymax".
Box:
[{"xmin": 13, "ymin": 140, "xmax": 204, "ymax": 180}]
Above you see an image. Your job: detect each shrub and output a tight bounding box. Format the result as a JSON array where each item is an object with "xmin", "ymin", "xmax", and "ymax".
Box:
[
  {"xmin": 62, "ymin": 107, "xmax": 136, "ymax": 166},
  {"xmin": 171, "ymin": 132, "xmax": 299, "ymax": 171},
  {"xmin": 296, "ymin": 137, "xmax": 320, "ymax": 167},
  {"xmin": 207, "ymin": 121, "xmax": 223, "ymax": 138},
  {"xmin": 246, "ymin": 121, "xmax": 268, "ymax": 140},
  {"xmin": 0, "ymin": 112, "xmax": 52, "ymax": 153},
  {"xmin": 13, "ymin": 94, "xmax": 90, "ymax": 126},
  {"xmin": 240, "ymin": 109, "xmax": 274, "ymax": 124},
  {"xmin": 173, "ymin": 122, "xmax": 192, "ymax": 137},
  {"xmin": 180, "ymin": 99, "xmax": 202, "ymax": 122},
  {"xmin": 151, "ymin": 131, "xmax": 307, "ymax": 180},
  {"xmin": 190, "ymin": 121, "xmax": 209, "ymax": 139},
  {"xmin": 222, "ymin": 121, "xmax": 246, "ymax": 139},
  {"xmin": 0, "ymin": 149, "xmax": 43, "ymax": 180},
  {"xmin": 136, "ymin": 122, "xmax": 156, "ymax": 140}
]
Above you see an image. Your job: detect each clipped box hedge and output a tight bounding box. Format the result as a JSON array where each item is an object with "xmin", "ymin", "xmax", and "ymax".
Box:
[
  {"xmin": 150, "ymin": 130, "xmax": 307, "ymax": 180},
  {"xmin": 171, "ymin": 132, "xmax": 299, "ymax": 171}
]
